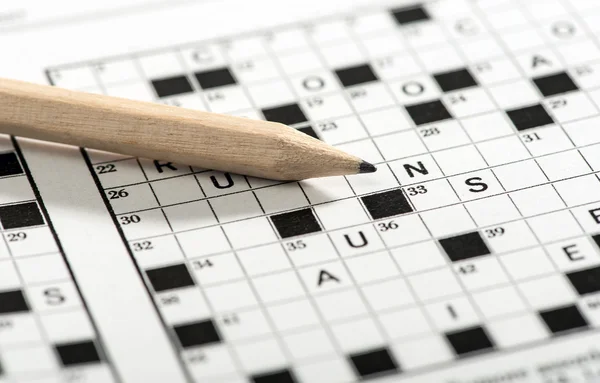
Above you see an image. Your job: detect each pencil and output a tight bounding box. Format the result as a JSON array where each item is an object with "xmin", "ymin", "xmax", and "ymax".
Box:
[{"xmin": 0, "ymin": 78, "xmax": 376, "ymax": 180}]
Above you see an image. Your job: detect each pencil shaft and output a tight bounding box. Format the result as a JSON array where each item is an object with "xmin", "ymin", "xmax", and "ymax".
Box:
[{"xmin": 0, "ymin": 78, "xmax": 362, "ymax": 180}]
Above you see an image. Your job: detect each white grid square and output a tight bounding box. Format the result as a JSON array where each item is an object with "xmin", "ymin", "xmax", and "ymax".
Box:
[
  {"xmin": 406, "ymin": 179, "xmax": 460, "ymax": 211},
  {"xmin": 331, "ymin": 318, "xmax": 384, "ymax": 352},
  {"xmin": 237, "ymin": 244, "xmax": 292, "ymax": 276},
  {"xmin": 361, "ymin": 278, "xmax": 415, "ymax": 311},
  {"xmin": 151, "ymin": 175, "xmax": 203, "ymax": 206},
  {"xmin": 219, "ymin": 308, "xmax": 271, "ymax": 342},
  {"xmin": 296, "ymin": 358, "xmax": 355, "ymax": 383},
  {"xmin": 234, "ymin": 339, "xmax": 287, "ymax": 372},
  {"xmin": 204, "ymin": 280, "xmax": 258, "ymax": 311},
  {"xmin": 252, "ymin": 271, "xmax": 305, "ymax": 303},
  {"xmin": 380, "ymin": 307, "xmax": 432, "ymax": 340},
  {"xmin": 392, "ymin": 335, "xmax": 453, "ymax": 370},
  {"xmin": 554, "ymin": 175, "xmax": 600, "ymax": 207},
  {"xmin": 528, "ymin": 210, "xmax": 583, "ymax": 243},
  {"xmin": 314, "ymin": 198, "xmax": 369, "ymax": 230},
  {"xmin": 501, "ymin": 247, "xmax": 556, "ymax": 281},
  {"xmin": 493, "ymin": 160, "xmax": 547, "ymax": 191},
  {"xmin": 300, "ymin": 176, "xmax": 354, "ymax": 204},
  {"xmin": 392, "ymin": 240, "xmax": 447, "ymax": 275},
  {"xmin": 345, "ymin": 251, "xmax": 399, "ymax": 284},
  {"xmin": 190, "ymin": 252, "xmax": 244, "ymax": 286},
  {"xmin": 472, "ymin": 58, "xmax": 521, "ymax": 86},
  {"xmin": 477, "ymin": 135, "xmax": 530, "ymax": 166},
  {"xmin": 443, "ymin": 88, "xmax": 496, "ymax": 118},
  {"xmin": 374, "ymin": 130, "xmax": 428, "ymax": 161},
  {"xmin": 537, "ymin": 150, "xmax": 591, "ymax": 181},
  {"xmin": 316, "ymin": 116, "xmax": 369, "ymax": 145},
  {"xmin": 518, "ymin": 274, "xmax": 577, "ymax": 310},
  {"xmin": 420, "ymin": 205, "xmax": 476, "ymax": 237},
  {"xmin": 418, "ymin": 120, "xmax": 471, "ymax": 151},
  {"xmin": 544, "ymin": 92, "xmax": 597, "ymax": 124},
  {"xmin": 254, "ymin": 183, "xmax": 309, "ymax": 214},
  {"xmin": 521, "ymin": 125, "xmax": 573, "ymax": 157},
  {"xmin": 433, "ymin": 145, "xmax": 487, "ymax": 176},
  {"xmin": 330, "ymin": 224, "xmax": 385, "ymax": 257},
  {"xmin": 581, "ymin": 144, "xmax": 600, "ymax": 171},
  {"xmin": 177, "ymin": 226, "xmax": 230, "ymax": 258},
  {"xmin": 268, "ymin": 299, "xmax": 320, "ymax": 332},
  {"xmin": 389, "ymin": 154, "xmax": 444, "ymax": 186},
  {"xmin": 546, "ymin": 237, "xmax": 600, "ymax": 273},
  {"xmin": 459, "ymin": 38, "xmax": 505, "ymax": 62},
  {"xmin": 473, "ymin": 285, "xmax": 528, "ymax": 320},
  {"xmin": 163, "ymin": 200, "xmax": 217, "ymax": 232},
  {"xmin": 564, "ymin": 116, "xmax": 600, "ymax": 147},
  {"xmin": 449, "ymin": 170, "xmax": 505, "ymax": 202},
  {"xmin": 515, "ymin": 49, "xmax": 563, "ymax": 78},
  {"xmin": 246, "ymin": 80, "xmax": 295, "ymax": 107},
  {"xmin": 336, "ymin": 139, "xmax": 384, "ymax": 164},
  {"xmin": 510, "ymin": 185, "xmax": 565, "ymax": 216},
  {"xmin": 314, "ymin": 289, "xmax": 369, "ymax": 321},
  {"xmin": 298, "ymin": 260, "xmax": 352, "ymax": 295},
  {"xmin": 489, "ymin": 80, "xmax": 540, "ymax": 109},
  {"xmin": 222, "ymin": 217, "xmax": 277, "ymax": 248},
  {"xmin": 284, "ymin": 328, "xmax": 336, "ymax": 360},
  {"xmin": 360, "ymin": 107, "xmax": 412, "ymax": 136},
  {"xmin": 454, "ymin": 256, "xmax": 510, "ymax": 291},
  {"xmin": 488, "ymin": 314, "xmax": 548, "ymax": 347},
  {"xmin": 462, "ymin": 111, "xmax": 514, "ymax": 142},
  {"xmin": 484, "ymin": 220, "xmax": 539, "ymax": 254},
  {"xmin": 425, "ymin": 296, "xmax": 480, "ymax": 331},
  {"xmin": 466, "ymin": 195, "xmax": 521, "ymax": 227},
  {"xmin": 209, "ymin": 192, "xmax": 263, "ymax": 223},
  {"xmin": 409, "ymin": 268, "xmax": 463, "ymax": 302}
]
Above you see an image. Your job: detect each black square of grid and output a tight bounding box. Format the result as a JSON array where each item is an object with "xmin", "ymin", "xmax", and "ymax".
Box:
[
  {"xmin": 568, "ymin": 265, "xmax": 600, "ymax": 296},
  {"xmin": 0, "ymin": 289, "xmax": 29, "ymax": 314},
  {"xmin": 405, "ymin": 100, "xmax": 452, "ymax": 126},
  {"xmin": 252, "ymin": 368, "xmax": 297, "ymax": 383},
  {"xmin": 270, "ymin": 208, "xmax": 321, "ymax": 239},
  {"xmin": 146, "ymin": 263, "xmax": 195, "ymax": 292},
  {"xmin": 445, "ymin": 326, "xmax": 494, "ymax": 356},
  {"xmin": 434, "ymin": 68, "xmax": 478, "ymax": 92},
  {"xmin": 0, "ymin": 153, "xmax": 23, "ymax": 177},
  {"xmin": 349, "ymin": 347, "xmax": 399, "ymax": 378},
  {"xmin": 335, "ymin": 64, "xmax": 379, "ymax": 88},
  {"xmin": 533, "ymin": 72, "xmax": 578, "ymax": 97},
  {"xmin": 194, "ymin": 67, "xmax": 237, "ymax": 89},
  {"xmin": 439, "ymin": 232, "xmax": 491, "ymax": 262},
  {"xmin": 297, "ymin": 126, "xmax": 320, "ymax": 140},
  {"xmin": 262, "ymin": 103, "xmax": 308, "ymax": 126},
  {"xmin": 539, "ymin": 305, "xmax": 588, "ymax": 334},
  {"xmin": 151, "ymin": 75, "xmax": 194, "ymax": 98},
  {"xmin": 55, "ymin": 340, "xmax": 102, "ymax": 366},
  {"xmin": 0, "ymin": 202, "xmax": 44, "ymax": 230},
  {"xmin": 391, "ymin": 5, "xmax": 431, "ymax": 25},
  {"xmin": 361, "ymin": 189, "xmax": 413, "ymax": 220},
  {"xmin": 174, "ymin": 319, "xmax": 222, "ymax": 349},
  {"xmin": 592, "ymin": 233, "xmax": 600, "ymax": 249},
  {"xmin": 506, "ymin": 104, "xmax": 554, "ymax": 131}
]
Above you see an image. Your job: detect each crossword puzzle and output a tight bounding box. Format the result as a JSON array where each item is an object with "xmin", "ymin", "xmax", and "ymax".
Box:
[
  {"xmin": 0, "ymin": 138, "xmax": 115, "ymax": 381},
  {"xmin": 44, "ymin": 0, "xmax": 600, "ymax": 382}
]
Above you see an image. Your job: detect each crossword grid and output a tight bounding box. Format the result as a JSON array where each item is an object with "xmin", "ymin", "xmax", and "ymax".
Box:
[
  {"xmin": 47, "ymin": 0, "xmax": 600, "ymax": 382},
  {"xmin": 0, "ymin": 138, "xmax": 116, "ymax": 382}
]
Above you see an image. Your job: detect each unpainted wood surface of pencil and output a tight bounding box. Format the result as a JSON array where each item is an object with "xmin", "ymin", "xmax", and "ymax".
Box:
[{"xmin": 0, "ymin": 78, "xmax": 372, "ymax": 180}]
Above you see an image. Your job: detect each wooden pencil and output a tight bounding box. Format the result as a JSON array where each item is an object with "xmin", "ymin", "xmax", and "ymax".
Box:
[{"xmin": 0, "ymin": 78, "xmax": 376, "ymax": 180}]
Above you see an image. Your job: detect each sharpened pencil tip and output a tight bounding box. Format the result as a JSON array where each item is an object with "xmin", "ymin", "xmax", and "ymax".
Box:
[{"xmin": 359, "ymin": 161, "xmax": 377, "ymax": 174}]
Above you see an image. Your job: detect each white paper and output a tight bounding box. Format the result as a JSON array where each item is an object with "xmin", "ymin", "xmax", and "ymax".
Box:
[{"xmin": 1, "ymin": 1, "xmax": 600, "ymax": 382}]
